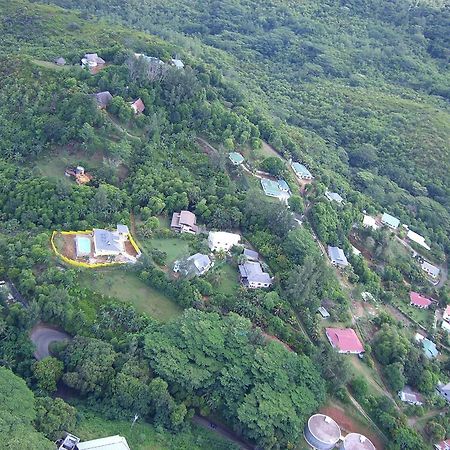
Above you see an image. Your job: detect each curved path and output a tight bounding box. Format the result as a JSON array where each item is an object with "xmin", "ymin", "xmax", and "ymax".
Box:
[{"xmin": 30, "ymin": 324, "xmax": 71, "ymax": 360}]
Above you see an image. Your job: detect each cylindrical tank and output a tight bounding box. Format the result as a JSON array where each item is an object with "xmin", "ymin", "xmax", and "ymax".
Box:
[
  {"xmin": 340, "ymin": 433, "xmax": 376, "ymax": 450},
  {"xmin": 304, "ymin": 414, "xmax": 341, "ymax": 450}
]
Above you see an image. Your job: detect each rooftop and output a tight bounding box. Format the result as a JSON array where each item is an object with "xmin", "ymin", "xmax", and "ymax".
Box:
[
  {"xmin": 325, "ymin": 191, "xmax": 344, "ymax": 203},
  {"xmin": 93, "ymin": 228, "xmax": 123, "ymax": 253},
  {"xmin": 307, "ymin": 414, "xmax": 341, "ymax": 444},
  {"xmin": 422, "ymin": 338, "xmax": 438, "ymax": 359},
  {"xmin": 410, "ymin": 291, "xmax": 432, "ymax": 308},
  {"xmin": 399, "ymin": 386, "xmax": 423, "ymax": 404},
  {"xmin": 362, "ymin": 215, "xmax": 378, "ymax": 229},
  {"xmin": 422, "ymin": 261, "xmax": 440, "ymax": 277},
  {"xmin": 243, "ymin": 248, "xmax": 259, "ymax": 261},
  {"xmin": 318, "ymin": 306, "xmax": 330, "ymax": 318},
  {"xmin": 239, "ymin": 261, "xmax": 271, "ymax": 284},
  {"xmin": 187, "ymin": 253, "xmax": 211, "ymax": 275},
  {"xmin": 76, "ymin": 435, "xmax": 130, "ymax": 450},
  {"xmin": 291, "ymin": 161, "xmax": 312, "ymax": 178},
  {"xmin": 342, "ymin": 433, "xmax": 376, "ymax": 450},
  {"xmin": 435, "ymin": 439, "xmax": 450, "ymax": 450},
  {"xmin": 381, "ymin": 212, "xmax": 400, "ymax": 228},
  {"xmin": 326, "ymin": 328, "xmax": 364, "ymax": 353},
  {"xmin": 327, "ymin": 246, "xmax": 349, "ymax": 267},
  {"xmin": 92, "ymin": 91, "xmax": 113, "ymax": 108},
  {"xmin": 407, "ymin": 229, "xmax": 430, "ymax": 250}
]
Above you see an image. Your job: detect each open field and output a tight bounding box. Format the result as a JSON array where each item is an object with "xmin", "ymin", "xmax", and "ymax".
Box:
[
  {"xmin": 77, "ymin": 269, "xmax": 182, "ymax": 321},
  {"xmin": 32, "ymin": 59, "xmax": 73, "ymax": 71},
  {"xmin": 72, "ymin": 407, "xmax": 235, "ymax": 450}
]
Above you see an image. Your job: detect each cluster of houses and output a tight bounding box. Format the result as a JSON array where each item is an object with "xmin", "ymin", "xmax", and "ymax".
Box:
[
  {"xmin": 91, "ymin": 90, "xmax": 145, "ymax": 115},
  {"xmin": 362, "ymin": 211, "xmax": 440, "ymax": 283},
  {"xmin": 170, "ymin": 211, "xmax": 272, "ymax": 289}
]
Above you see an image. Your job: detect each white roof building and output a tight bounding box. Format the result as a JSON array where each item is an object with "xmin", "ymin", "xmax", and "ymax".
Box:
[
  {"xmin": 59, "ymin": 434, "xmax": 130, "ymax": 450},
  {"xmin": 208, "ymin": 231, "xmax": 241, "ymax": 252},
  {"xmin": 362, "ymin": 215, "xmax": 378, "ymax": 230},
  {"xmin": 291, "ymin": 161, "xmax": 313, "ymax": 180},
  {"xmin": 421, "ymin": 261, "xmax": 440, "ymax": 279},
  {"xmin": 325, "ymin": 191, "xmax": 344, "ymax": 204},
  {"xmin": 407, "ymin": 230, "xmax": 431, "ymax": 250},
  {"xmin": 381, "ymin": 212, "xmax": 400, "ymax": 229},
  {"xmin": 327, "ymin": 246, "xmax": 349, "ymax": 268}
]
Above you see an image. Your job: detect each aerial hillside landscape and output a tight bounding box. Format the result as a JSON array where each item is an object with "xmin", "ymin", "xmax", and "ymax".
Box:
[{"xmin": 0, "ymin": 0, "xmax": 449, "ymax": 449}]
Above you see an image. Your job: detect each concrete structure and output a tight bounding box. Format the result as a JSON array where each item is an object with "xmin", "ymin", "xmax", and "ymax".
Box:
[
  {"xmin": 291, "ymin": 161, "xmax": 313, "ymax": 180},
  {"xmin": 409, "ymin": 291, "xmax": 433, "ymax": 309},
  {"xmin": 436, "ymin": 382, "xmax": 450, "ymax": 403},
  {"xmin": 208, "ymin": 231, "xmax": 241, "ymax": 252},
  {"xmin": 171, "ymin": 211, "xmax": 198, "ymax": 234},
  {"xmin": 325, "ymin": 191, "xmax": 344, "ymax": 204},
  {"xmin": 304, "ymin": 414, "xmax": 341, "ymax": 450},
  {"xmin": 93, "ymin": 225, "xmax": 130, "ymax": 257},
  {"xmin": 58, "ymin": 433, "xmax": 80, "ymax": 450},
  {"xmin": 327, "ymin": 246, "xmax": 349, "ymax": 268},
  {"xmin": 325, "ymin": 328, "xmax": 364, "ymax": 354},
  {"xmin": 239, "ymin": 261, "xmax": 272, "ymax": 289},
  {"xmin": 228, "ymin": 152, "xmax": 245, "ymax": 165},
  {"xmin": 421, "ymin": 261, "xmax": 440, "ymax": 280},
  {"xmin": 381, "ymin": 213, "xmax": 400, "ymax": 230},
  {"xmin": 362, "ymin": 215, "xmax": 378, "ymax": 230},
  {"xmin": 340, "ymin": 433, "xmax": 376, "ymax": 450},
  {"xmin": 407, "ymin": 230, "xmax": 430, "ymax": 250},
  {"xmin": 77, "ymin": 435, "xmax": 130, "ymax": 450},
  {"xmin": 442, "ymin": 306, "xmax": 450, "ymax": 332},
  {"xmin": 435, "ymin": 439, "xmax": 450, "ymax": 450},
  {"xmin": 398, "ymin": 386, "xmax": 424, "ymax": 406}
]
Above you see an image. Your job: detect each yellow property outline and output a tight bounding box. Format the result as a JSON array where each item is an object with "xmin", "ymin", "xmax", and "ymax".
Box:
[{"xmin": 51, "ymin": 229, "xmax": 141, "ymax": 268}]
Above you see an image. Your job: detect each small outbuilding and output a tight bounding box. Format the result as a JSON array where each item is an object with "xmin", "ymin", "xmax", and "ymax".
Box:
[
  {"xmin": 421, "ymin": 261, "xmax": 440, "ymax": 280},
  {"xmin": 130, "ymin": 98, "xmax": 145, "ymax": 114},
  {"xmin": 325, "ymin": 191, "xmax": 344, "ymax": 204},
  {"xmin": 398, "ymin": 386, "xmax": 424, "ymax": 406}
]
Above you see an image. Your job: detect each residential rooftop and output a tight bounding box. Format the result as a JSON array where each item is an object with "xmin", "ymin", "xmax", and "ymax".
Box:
[{"xmin": 381, "ymin": 212, "xmax": 400, "ymax": 229}]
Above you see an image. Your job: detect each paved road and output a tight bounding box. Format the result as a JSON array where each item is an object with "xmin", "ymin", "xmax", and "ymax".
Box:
[
  {"xmin": 193, "ymin": 415, "xmax": 254, "ymax": 450},
  {"xmin": 30, "ymin": 324, "xmax": 71, "ymax": 360}
]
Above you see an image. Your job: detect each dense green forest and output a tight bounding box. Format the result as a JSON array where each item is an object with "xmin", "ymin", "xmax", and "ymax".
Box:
[{"xmin": 0, "ymin": 0, "xmax": 449, "ymax": 449}]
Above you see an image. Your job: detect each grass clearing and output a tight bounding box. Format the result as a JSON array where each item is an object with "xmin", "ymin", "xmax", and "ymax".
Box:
[
  {"xmin": 348, "ymin": 356, "xmax": 386, "ymax": 396},
  {"xmin": 212, "ymin": 263, "xmax": 239, "ymax": 295},
  {"xmin": 147, "ymin": 237, "xmax": 191, "ymax": 266},
  {"xmin": 72, "ymin": 406, "xmax": 236, "ymax": 450},
  {"xmin": 32, "ymin": 59, "xmax": 73, "ymax": 71},
  {"xmin": 77, "ymin": 269, "xmax": 182, "ymax": 322},
  {"xmin": 394, "ymin": 300, "xmax": 432, "ymax": 328}
]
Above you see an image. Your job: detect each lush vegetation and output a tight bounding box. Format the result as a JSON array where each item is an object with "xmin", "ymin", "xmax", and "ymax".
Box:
[{"xmin": 0, "ymin": 0, "xmax": 449, "ymax": 448}]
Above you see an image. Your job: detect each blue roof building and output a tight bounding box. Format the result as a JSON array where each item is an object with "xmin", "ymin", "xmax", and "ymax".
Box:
[
  {"xmin": 291, "ymin": 162, "xmax": 313, "ymax": 180},
  {"xmin": 381, "ymin": 213, "xmax": 400, "ymax": 229},
  {"xmin": 422, "ymin": 338, "xmax": 438, "ymax": 359}
]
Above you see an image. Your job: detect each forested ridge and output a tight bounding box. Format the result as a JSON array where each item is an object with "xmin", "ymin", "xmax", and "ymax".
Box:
[{"xmin": 0, "ymin": 0, "xmax": 449, "ymax": 449}]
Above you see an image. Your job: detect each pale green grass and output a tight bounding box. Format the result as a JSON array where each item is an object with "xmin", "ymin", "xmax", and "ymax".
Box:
[
  {"xmin": 78, "ymin": 269, "xmax": 182, "ymax": 322},
  {"xmin": 213, "ymin": 263, "xmax": 239, "ymax": 295},
  {"xmin": 148, "ymin": 237, "xmax": 191, "ymax": 266},
  {"xmin": 73, "ymin": 406, "xmax": 236, "ymax": 450},
  {"xmin": 32, "ymin": 59, "xmax": 73, "ymax": 71}
]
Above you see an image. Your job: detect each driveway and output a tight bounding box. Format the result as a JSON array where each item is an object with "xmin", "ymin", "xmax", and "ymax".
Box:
[{"xmin": 30, "ymin": 324, "xmax": 71, "ymax": 360}]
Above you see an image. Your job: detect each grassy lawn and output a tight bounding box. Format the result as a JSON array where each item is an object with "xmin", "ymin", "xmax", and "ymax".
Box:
[
  {"xmin": 73, "ymin": 407, "xmax": 236, "ymax": 450},
  {"xmin": 394, "ymin": 300, "xmax": 432, "ymax": 328},
  {"xmin": 78, "ymin": 269, "xmax": 182, "ymax": 322},
  {"xmin": 213, "ymin": 263, "xmax": 240, "ymax": 295},
  {"xmin": 35, "ymin": 147, "xmax": 103, "ymax": 183},
  {"xmin": 147, "ymin": 237, "xmax": 191, "ymax": 266},
  {"xmin": 32, "ymin": 59, "xmax": 73, "ymax": 71},
  {"xmin": 348, "ymin": 356, "xmax": 386, "ymax": 397}
]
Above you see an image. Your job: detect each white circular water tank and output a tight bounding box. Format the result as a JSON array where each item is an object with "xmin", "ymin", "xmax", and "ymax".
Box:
[
  {"xmin": 340, "ymin": 433, "xmax": 376, "ymax": 450},
  {"xmin": 304, "ymin": 414, "xmax": 341, "ymax": 450}
]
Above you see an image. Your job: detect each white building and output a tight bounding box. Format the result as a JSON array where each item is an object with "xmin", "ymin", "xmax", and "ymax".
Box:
[
  {"xmin": 325, "ymin": 191, "xmax": 344, "ymax": 204},
  {"xmin": 442, "ymin": 306, "xmax": 450, "ymax": 332},
  {"xmin": 291, "ymin": 161, "xmax": 313, "ymax": 180},
  {"xmin": 208, "ymin": 231, "xmax": 241, "ymax": 252},
  {"xmin": 421, "ymin": 261, "xmax": 440, "ymax": 280},
  {"xmin": 59, "ymin": 434, "xmax": 130, "ymax": 450},
  {"xmin": 407, "ymin": 230, "xmax": 431, "ymax": 250},
  {"xmin": 381, "ymin": 212, "xmax": 400, "ymax": 230},
  {"xmin": 327, "ymin": 246, "xmax": 349, "ymax": 268},
  {"xmin": 362, "ymin": 215, "xmax": 378, "ymax": 230},
  {"xmin": 92, "ymin": 225, "xmax": 130, "ymax": 257}
]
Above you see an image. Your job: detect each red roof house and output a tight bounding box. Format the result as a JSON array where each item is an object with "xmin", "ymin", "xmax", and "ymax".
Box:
[
  {"xmin": 410, "ymin": 291, "xmax": 433, "ymax": 309},
  {"xmin": 435, "ymin": 439, "xmax": 450, "ymax": 450},
  {"xmin": 130, "ymin": 98, "xmax": 145, "ymax": 114},
  {"xmin": 325, "ymin": 328, "xmax": 364, "ymax": 354}
]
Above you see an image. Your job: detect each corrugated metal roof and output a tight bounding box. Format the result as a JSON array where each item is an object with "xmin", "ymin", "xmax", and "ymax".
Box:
[
  {"xmin": 381, "ymin": 213, "xmax": 400, "ymax": 228},
  {"xmin": 76, "ymin": 435, "xmax": 130, "ymax": 450}
]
